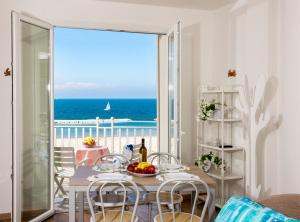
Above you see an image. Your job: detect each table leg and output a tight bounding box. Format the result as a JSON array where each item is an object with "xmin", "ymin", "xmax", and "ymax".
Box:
[
  {"xmin": 78, "ymin": 191, "xmax": 84, "ymax": 222},
  {"xmin": 208, "ymin": 188, "xmax": 216, "ymax": 222},
  {"xmin": 69, "ymin": 186, "xmax": 76, "ymax": 222}
]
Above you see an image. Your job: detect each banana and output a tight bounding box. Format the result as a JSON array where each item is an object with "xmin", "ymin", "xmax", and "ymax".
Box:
[{"xmin": 137, "ymin": 162, "xmax": 151, "ymax": 169}]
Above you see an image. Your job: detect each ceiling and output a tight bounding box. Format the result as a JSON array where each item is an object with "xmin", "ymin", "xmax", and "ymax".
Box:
[{"xmin": 96, "ymin": 0, "xmax": 234, "ymax": 10}]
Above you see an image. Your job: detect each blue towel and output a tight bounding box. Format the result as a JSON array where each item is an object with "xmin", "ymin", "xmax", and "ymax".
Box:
[{"xmin": 216, "ymin": 196, "xmax": 300, "ymax": 222}]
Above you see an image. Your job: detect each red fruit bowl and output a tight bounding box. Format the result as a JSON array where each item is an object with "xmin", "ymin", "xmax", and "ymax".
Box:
[{"xmin": 127, "ymin": 164, "xmax": 159, "ymax": 177}]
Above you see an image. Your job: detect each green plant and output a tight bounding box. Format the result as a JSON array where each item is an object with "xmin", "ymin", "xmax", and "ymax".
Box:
[
  {"xmin": 198, "ymin": 99, "xmax": 222, "ymax": 120},
  {"xmin": 195, "ymin": 152, "xmax": 225, "ymax": 172}
]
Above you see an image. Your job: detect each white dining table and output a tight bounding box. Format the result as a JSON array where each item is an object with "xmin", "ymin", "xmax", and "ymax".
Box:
[{"xmin": 68, "ymin": 164, "xmax": 217, "ymax": 222}]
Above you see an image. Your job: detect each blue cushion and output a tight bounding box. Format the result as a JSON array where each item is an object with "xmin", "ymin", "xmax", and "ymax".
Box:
[{"xmin": 216, "ymin": 196, "xmax": 300, "ymax": 222}]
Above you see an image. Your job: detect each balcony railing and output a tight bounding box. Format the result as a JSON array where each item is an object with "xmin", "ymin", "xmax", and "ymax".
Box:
[{"xmin": 54, "ymin": 117, "xmax": 158, "ymax": 154}]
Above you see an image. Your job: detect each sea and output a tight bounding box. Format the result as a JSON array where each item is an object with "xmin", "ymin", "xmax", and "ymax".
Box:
[
  {"xmin": 54, "ymin": 98, "xmax": 157, "ymax": 138},
  {"xmin": 55, "ymin": 98, "xmax": 157, "ymax": 121}
]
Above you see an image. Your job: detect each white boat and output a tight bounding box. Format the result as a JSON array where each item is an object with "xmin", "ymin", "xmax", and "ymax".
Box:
[{"xmin": 104, "ymin": 102, "xmax": 111, "ymax": 111}]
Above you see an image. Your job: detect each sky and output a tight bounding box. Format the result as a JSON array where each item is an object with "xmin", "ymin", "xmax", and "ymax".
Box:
[{"xmin": 54, "ymin": 28, "xmax": 157, "ymax": 98}]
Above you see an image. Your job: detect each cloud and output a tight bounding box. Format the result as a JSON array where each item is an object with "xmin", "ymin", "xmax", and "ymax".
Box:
[
  {"xmin": 55, "ymin": 82, "xmax": 121, "ymax": 91},
  {"xmin": 55, "ymin": 82, "xmax": 98, "ymax": 90}
]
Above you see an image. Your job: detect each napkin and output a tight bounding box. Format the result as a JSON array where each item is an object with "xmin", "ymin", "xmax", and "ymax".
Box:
[
  {"xmin": 156, "ymin": 164, "xmax": 191, "ymax": 173},
  {"xmin": 87, "ymin": 173, "xmax": 133, "ymax": 182},
  {"xmin": 156, "ymin": 172, "xmax": 199, "ymax": 182}
]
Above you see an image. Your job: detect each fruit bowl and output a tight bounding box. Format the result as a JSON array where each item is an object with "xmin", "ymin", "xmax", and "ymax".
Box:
[{"xmin": 127, "ymin": 162, "xmax": 159, "ymax": 177}]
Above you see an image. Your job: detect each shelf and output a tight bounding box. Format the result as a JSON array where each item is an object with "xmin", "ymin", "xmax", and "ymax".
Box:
[
  {"xmin": 207, "ymin": 173, "xmax": 243, "ymax": 181},
  {"xmin": 199, "ymin": 144, "xmax": 244, "ymax": 152},
  {"xmin": 206, "ymin": 118, "xmax": 241, "ymax": 122},
  {"xmin": 197, "ymin": 118, "xmax": 242, "ymax": 123},
  {"xmin": 197, "ymin": 85, "xmax": 245, "ymax": 209},
  {"xmin": 201, "ymin": 89, "xmax": 239, "ymax": 94}
]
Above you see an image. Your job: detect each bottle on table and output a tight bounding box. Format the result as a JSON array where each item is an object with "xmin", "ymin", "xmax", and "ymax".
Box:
[{"xmin": 139, "ymin": 138, "xmax": 147, "ymax": 162}]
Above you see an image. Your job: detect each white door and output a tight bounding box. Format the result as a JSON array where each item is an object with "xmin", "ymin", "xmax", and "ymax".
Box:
[
  {"xmin": 12, "ymin": 12, "xmax": 54, "ymax": 222},
  {"xmin": 167, "ymin": 22, "xmax": 181, "ymax": 160}
]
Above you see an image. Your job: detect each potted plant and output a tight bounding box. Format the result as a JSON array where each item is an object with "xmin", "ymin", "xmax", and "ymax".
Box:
[
  {"xmin": 198, "ymin": 99, "xmax": 222, "ymax": 120},
  {"xmin": 195, "ymin": 152, "xmax": 226, "ymax": 173}
]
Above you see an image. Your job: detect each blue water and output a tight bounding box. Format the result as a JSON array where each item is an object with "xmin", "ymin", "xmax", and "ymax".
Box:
[
  {"xmin": 54, "ymin": 99, "xmax": 157, "ymax": 138},
  {"xmin": 54, "ymin": 98, "xmax": 157, "ymax": 121}
]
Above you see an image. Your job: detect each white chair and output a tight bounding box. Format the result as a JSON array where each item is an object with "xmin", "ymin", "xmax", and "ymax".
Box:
[
  {"xmin": 148, "ymin": 152, "xmax": 180, "ymax": 165},
  {"xmin": 93, "ymin": 154, "xmax": 131, "ymax": 208},
  {"xmin": 94, "ymin": 153, "xmax": 130, "ymax": 170},
  {"xmin": 145, "ymin": 152, "xmax": 183, "ymax": 221},
  {"xmin": 54, "ymin": 146, "xmax": 90, "ymax": 196},
  {"xmin": 87, "ymin": 178, "xmax": 140, "ymax": 222},
  {"xmin": 54, "ymin": 147, "xmax": 76, "ymax": 196},
  {"xmin": 154, "ymin": 178, "xmax": 211, "ymax": 222}
]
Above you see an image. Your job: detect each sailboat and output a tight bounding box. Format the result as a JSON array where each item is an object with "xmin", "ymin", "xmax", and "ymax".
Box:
[{"xmin": 104, "ymin": 102, "xmax": 111, "ymax": 111}]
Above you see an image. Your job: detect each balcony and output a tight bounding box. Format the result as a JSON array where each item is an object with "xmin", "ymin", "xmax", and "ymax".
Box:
[{"xmin": 54, "ymin": 117, "xmax": 158, "ymax": 153}]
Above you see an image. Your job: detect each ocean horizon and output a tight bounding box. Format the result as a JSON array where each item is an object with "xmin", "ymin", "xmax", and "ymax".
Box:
[
  {"xmin": 54, "ymin": 98, "xmax": 157, "ymax": 121},
  {"xmin": 54, "ymin": 98, "xmax": 158, "ymax": 138}
]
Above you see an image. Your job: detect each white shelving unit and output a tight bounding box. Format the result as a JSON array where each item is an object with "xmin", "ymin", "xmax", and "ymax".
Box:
[{"xmin": 196, "ymin": 85, "xmax": 245, "ymax": 207}]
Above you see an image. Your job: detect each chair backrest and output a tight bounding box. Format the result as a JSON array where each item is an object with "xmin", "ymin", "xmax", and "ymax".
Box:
[
  {"xmin": 54, "ymin": 147, "xmax": 76, "ymax": 171},
  {"xmin": 87, "ymin": 178, "xmax": 140, "ymax": 222},
  {"xmin": 93, "ymin": 154, "xmax": 130, "ymax": 170},
  {"xmin": 156, "ymin": 178, "xmax": 210, "ymax": 222},
  {"xmin": 148, "ymin": 152, "xmax": 180, "ymax": 165}
]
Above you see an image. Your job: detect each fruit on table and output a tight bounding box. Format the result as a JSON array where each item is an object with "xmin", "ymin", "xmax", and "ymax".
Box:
[
  {"xmin": 132, "ymin": 162, "xmax": 139, "ymax": 167},
  {"xmin": 137, "ymin": 162, "xmax": 151, "ymax": 170},
  {"xmin": 127, "ymin": 162, "xmax": 156, "ymax": 174},
  {"xmin": 83, "ymin": 137, "xmax": 96, "ymax": 146}
]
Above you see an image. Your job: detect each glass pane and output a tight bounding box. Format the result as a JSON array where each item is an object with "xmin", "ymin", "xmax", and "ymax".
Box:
[
  {"xmin": 21, "ymin": 21, "xmax": 51, "ymax": 221},
  {"xmin": 168, "ymin": 33, "xmax": 175, "ymax": 155}
]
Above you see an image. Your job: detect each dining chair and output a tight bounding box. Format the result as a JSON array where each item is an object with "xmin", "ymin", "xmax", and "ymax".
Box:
[
  {"xmin": 145, "ymin": 152, "xmax": 183, "ymax": 221},
  {"xmin": 93, "ymin": 153, "xmax": 130, "ymax": 169},
  {"xmin": 54, "ymin": 146, "xmax": 90, "ymax": 196},
  {"xmin": 154, "ymin": 178, "xmax": 211, "ymax": 222},
  {"xmin": 148, "ymin": 152, "xmax": 180, "ymax": 165},
  {"xmin": 87, "ymin": 178, "xmax": 140, "ymax": 222},
  {"xmin": 54, "ymin": 146, "xmax": 76, "ymax": 196},
  {"xmin": 93, "ymin": 154, "xmax": 131, "ymax": 208}
]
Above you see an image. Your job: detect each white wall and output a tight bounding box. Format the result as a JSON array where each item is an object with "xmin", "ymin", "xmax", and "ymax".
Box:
[
  {"xmin": 0, "ymin": 0, "xmax": 212, "ymax": 213},
  {"xmin": 279, "ymin": 0, "xmax": 300, "ymax": 194},
  {"xmin": 202, "ymin": 0, "xmax": 300, "ymax": 198},
  {"xmin": 0, "ymin": 1, "xmax": 14, "ymax": 216},
  {"xmin": 227, "ymin": 0, "xmax": 282, "ymax": 197}
]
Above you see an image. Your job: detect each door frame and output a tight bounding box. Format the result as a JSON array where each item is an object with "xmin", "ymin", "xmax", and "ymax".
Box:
[
  {"xmin": 52, "ymin": 26, "xmax": 163, "ymax": 151},
  {"xmin": 12, "ymin": 11, "xmax": 55, "ymax": 222},
  {"xmin": 167, "ymin": 22, "xmax": 181, "ymax": 161}
]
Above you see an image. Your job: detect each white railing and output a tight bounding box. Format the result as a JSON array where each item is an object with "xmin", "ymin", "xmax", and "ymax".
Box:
[{"xmin": 54, "ymin": 117, "xmax": 158, "ymax": 154}]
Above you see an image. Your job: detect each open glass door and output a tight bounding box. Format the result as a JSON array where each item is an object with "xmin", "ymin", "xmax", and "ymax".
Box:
[
  {"xmin": 168, "ymin": 22, "xmax": 181, "ymax": 160},
  {"xmin": 12, "ymin": 12, "xmax": 54, "ymax": 222}
]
